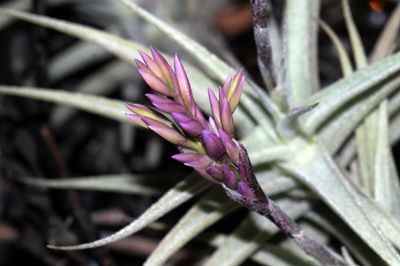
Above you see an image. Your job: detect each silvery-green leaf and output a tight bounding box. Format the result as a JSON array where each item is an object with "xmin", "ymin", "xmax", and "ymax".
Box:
[
  {"xmin": 373, "ymin": 101, "xmax": 400, "ymax": 220},
  {"xmin": 277, "ymin": 103, "xmax": 319, "ymax": 139},
  {"xmin": 370, "ymin": 3, "xmax": 400, "ymax": 63},
  {"xmin": 301, "ymin": 51, "xmax": 400, "ymax": 136},
  {"xmin": 285, "ymin": 0, "xmax": 320, "ymax": 107},
  {"xmin": 305, "ymin": 210, "xmax": 386, "ymax": 266},
  {"xmin": 50, "ymin": 61, "xmax": 132, "ymax": 127},
  {"xmin": 143, "ymin": 173, "xmax": 298, "ymax": 266},
  {"xmin": 49, "ymin": 42, "xmax": 111, "ymax": 82},
  {"xmin": 47, "ymin": 173, "xmax": 210, "ymax": 250},
  {"xmin": 343, "ymin": 0, "xmax": 367, "ymax": 69},
  {"xmin": 317, "ymin": 18, "xmax": 353, "ymax": 76},
  {"xmin": 116, "ymin": 0, "xmax": 280, "ymax": 125},
  {"xmin": 356, "ymin": 109, "xmax": 378, "ymax": 195},
  {"xmin": 205, "ymin": 198, "xmax": 314, "ymax": 266},
  {"xmin": 16, "ymin": 174, "xmax": 183, "ymax": 196},
  {"xmin": 0, "ymin": 86, "xmax": 128, "ymax": 123},
  {"xmin": 0, "ymin": 8, "xmax": 256, "ymax": 134},
  {"xmin": 281, "ymin": 140, "xmax": 400, "ymax": 265},
  {"xmin": 319, "ymin": 76, "xmax": 400, "ymax": 154}
]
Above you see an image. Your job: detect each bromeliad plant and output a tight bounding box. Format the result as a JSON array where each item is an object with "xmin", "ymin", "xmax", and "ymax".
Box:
[
  {"xmin": 126, "ymin": 48, "xmax": 343, "ymax": 265},
  {"xmin": 1, "ymin": 0, "xmax": 400, "ymax": 265}
]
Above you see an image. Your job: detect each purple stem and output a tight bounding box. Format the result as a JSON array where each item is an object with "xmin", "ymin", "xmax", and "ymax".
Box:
[{"xmin": 250, "ymin": 0, "xmax": 276, "ymax": 90}]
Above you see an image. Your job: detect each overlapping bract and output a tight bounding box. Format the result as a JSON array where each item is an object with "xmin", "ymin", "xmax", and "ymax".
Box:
[{"xmin": 125, "ymin": 48, "xmax": 257, "ymax": 198}]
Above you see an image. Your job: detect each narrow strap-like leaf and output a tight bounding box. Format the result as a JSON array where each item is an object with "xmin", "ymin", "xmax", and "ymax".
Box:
[
  {"xmin": 318, "ymin": 76, "xmax": 400, "ymax": 155},
  {"xmin": 0, "ymin": 8, "xmax": 257, "ymax": 134},
  {"xmin": 370, "ymin": 3, "xmax": 400, "ymax": 63},
  {"xmin": 0, "ymin": 86, "xmax": 129, "ymax": 122},
  {"xmin": 342, "ymin": 0, "xmax": 367, "ymax": 69},
  {"xmin": 317, "ymin": 18, "xmax": 353, "ymax": 76},
  {"xmin": 143, "ymin": 174, "xmax": 298, "ymax": 266},
  {"xmin": 15, "ymin": 174, "xmax": 183, "ymax": 196},
  {"xmin": 281, "ymin": 142, "xmax": 400, "ymax": 265},
  {"xmin": 47, "ymin": 173, "xmax": 210, "ymax": 250},
  {"xmin": 284, "ymin": 0, "xmax": 320, "ymax": 107},
  {"xmin": 302, "ymin": 51, "xmax": 400, "ymax": 136},
  {"xmin": 116, "ymin": 0, "xmax": 281, "ymax": 125},
  {"xmin": 205, "ymin": 198, "xmax": 313, "ymax": 266}
]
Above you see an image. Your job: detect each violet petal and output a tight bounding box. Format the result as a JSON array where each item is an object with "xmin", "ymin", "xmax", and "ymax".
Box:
[
  {"xmin": 172, "ymin": 112, "xmax": 204, "ymax": 136},
  {"xmin": 238, "ymin": 182, "xmax": 256, "ymax": 199},
  {"xmin": 202, "ymin": 130, "xmax": 225, "ymax": 160}
]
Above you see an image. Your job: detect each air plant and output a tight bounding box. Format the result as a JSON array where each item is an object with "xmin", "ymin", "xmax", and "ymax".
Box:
[{"xmin": 1, "ymin": 0, "xmax": 400, "ymax": 265}]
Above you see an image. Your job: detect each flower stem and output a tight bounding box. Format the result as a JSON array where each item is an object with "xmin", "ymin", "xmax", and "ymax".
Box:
[{"xmin": 223, "ymin": 185, "xmax": 346, "ymax": 265}]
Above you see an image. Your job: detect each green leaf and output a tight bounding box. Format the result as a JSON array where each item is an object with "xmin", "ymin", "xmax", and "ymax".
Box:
[
  {"xmin": 343, "ymin": 0, "xmax": 367, "ymax": 69},
  {"xmin": 317, "ymin": 18, "xmax": 353, "ymax": 76},
  {"xmin": 318, "ymin": 76, "xmax": 400, "ymax": 154},
  {"xmin": 305, "ymin": 210, "xmax": 386, "ymax": 266},
  {"xmin": 285, "ymin": 0, "xmax": 320, "ymax": 106},
  {"xmin": 373, "ymin": 101, "xmax": 400, "ymax": 219},
  {"xmin": 15, "ymin": 174, "xmax": 183, "ymax": 196},
  {"xmin": 116, "ymin": 0, "xmax": 281, "ymax": 125},
  {"xmin": 143, "ymin": 173, "xmax": 298, "ymax": 266},
  {"xmin": 49, "ymin": 42, "xmax": 111, "ymax": 82},
  {"xmin": 0, "ymin": 8, "xmax": 257, "ymax": 134},
  {"xmin": 280, "ymin": 141, "xmax": 400, "ymax": 265},
  {"xmin": 47, "ymin": 173, "xmax": 211, "ymax": 250},
  {"xmin": 205, "ymin": 198, "xmax": 314, "ymax": 266},
  {"xmin": 302, "ymin": 51, "xmax": 400, "ymax": 136},
  {"xmin": 370, "ymin": 3, "xmax": 400, "ymax": 63},
  {"xmin": 0, "ymin": 86, "xmax": 129, "ymax": 123},
  {"xmin": 50, "ymin": 61, "xmax": 131, "ymax": 127}
]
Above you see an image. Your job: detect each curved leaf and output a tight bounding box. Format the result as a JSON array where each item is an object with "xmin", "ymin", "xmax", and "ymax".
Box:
[
  {"xmin": 0, "ymin": 8, "xmax": 256, "ymax": 133},
  {"xmin": 144, "ymin": 173, "xmax": 298, "ymax": 266},
  {"xmin": 343, "ymin": 0, "xmax": 367, "ymax": 69},
  {"xmin": 205, "ymin": 198, "xmax": 313, "ymax": 266},
  {"xmin": 285, "ymin": 0, "xmax": 320, "ymax": 106},
  {"xmin": 116, "ymin": 0, "xmax": 281, "ymax": 125},
  {"xmin": 281, "ymin": 142, "xmax": 400, "ymax": 265},
  {"xmin": 0, "ymin": 86, "xmax": 129, "ymax": 123},
  {"xmin": 302, "ymin": 51, "xmax": 400, "ymax": 135},
  {"xmin": 47, "ymin": 173, "xmax": 211, "ymax": 250},
  {"xmin": 16, "ymin": 173, "xmax": 184, "ymax": 196}
]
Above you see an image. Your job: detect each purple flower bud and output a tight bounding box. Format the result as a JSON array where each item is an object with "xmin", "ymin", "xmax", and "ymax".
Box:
[
  {"xmin": 135, "ymin": 59, "xmax": 151, "ymax": 72},
  {"xmin": 151, "ymin": 47, "xmax": 179, "ymax": 92},
  {"xmin": 139, "ymin": 50, "xmax": 165, "ymax": 81},
  {"xmin": 209, "ymin": 117, "xmax": 220, "ymax": 137},
  {"xmin": 222, "ymin": 164, "xmax": 238, "ymax": 190},
  {"xmin": 146, "ymin": 94, "xmax": 186, "ymax": 114},
  {"xmin": 138, "ymin": 69, "xmax": 175, "ymax": 97},
  {"xmin": 219, "ymin": 129, "xmax": 239, "ymax": 165},
  {"xmin": 172, "ymin": 152, "xmax": 200, "ymax": 163},
  {"xmin": 174, "ymin": 55, "xmax": 194, "ymax": 111},
  {"xmin": 221, "ymin": 98, "xmax": 235, "ymax": 138},
  {"xmin": 125, "ymin": 103, "xmax": 173, "ymax": 127},
  {"xmin": 238, "ymin": 182, "xmax": 256, "ymax": 199},
  {"xmin": 141, "ymin": 116, "xmax": 171, "ymax": 128},
  {"xmin": 193, "ymin": 104, "xmax": 209, "ymax": 130},
  {"xmin": 229, "ymin": 69, "xmax": 244, "ymax": 113},
  {"xmin": 206, "ymin": 166, "xmax": 224, "ymax": 181},
  {"xmin": 202, "ymin": 130, "xmax": 225, "ymax": 161},
  {"xmin": 222, "ymin": 75, "xmax": 233, "ymax": 98},
  {"xmin": 194, "ymin": 167, "xmax": 222, "ymax": 184},
  {"xmin": 172, "ymin": 112, "xmax": 204, "ymax": 136},
  {"xmin": 208, "ymin": 88, "xmax": 221, "ymax": 128},
  {"xmin": 125, "ymin": 114, "xmax": 148, "ymax": 129},
  {"xmin": 148, "ymin": 125, "xmax": 186, "ymax": 146},
  {"xmin": 172, "ymin": 153, "xmax": 214, "ymax": 168}
]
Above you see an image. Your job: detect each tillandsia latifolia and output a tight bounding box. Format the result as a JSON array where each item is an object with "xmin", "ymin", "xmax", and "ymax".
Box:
[
  {"xmin": 123, "ymin": 48, "xmax": 345, "ymax": 265},
  {"xmin": 1, "ymin": 0, "xmax": 400, "ymax": 265}
]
